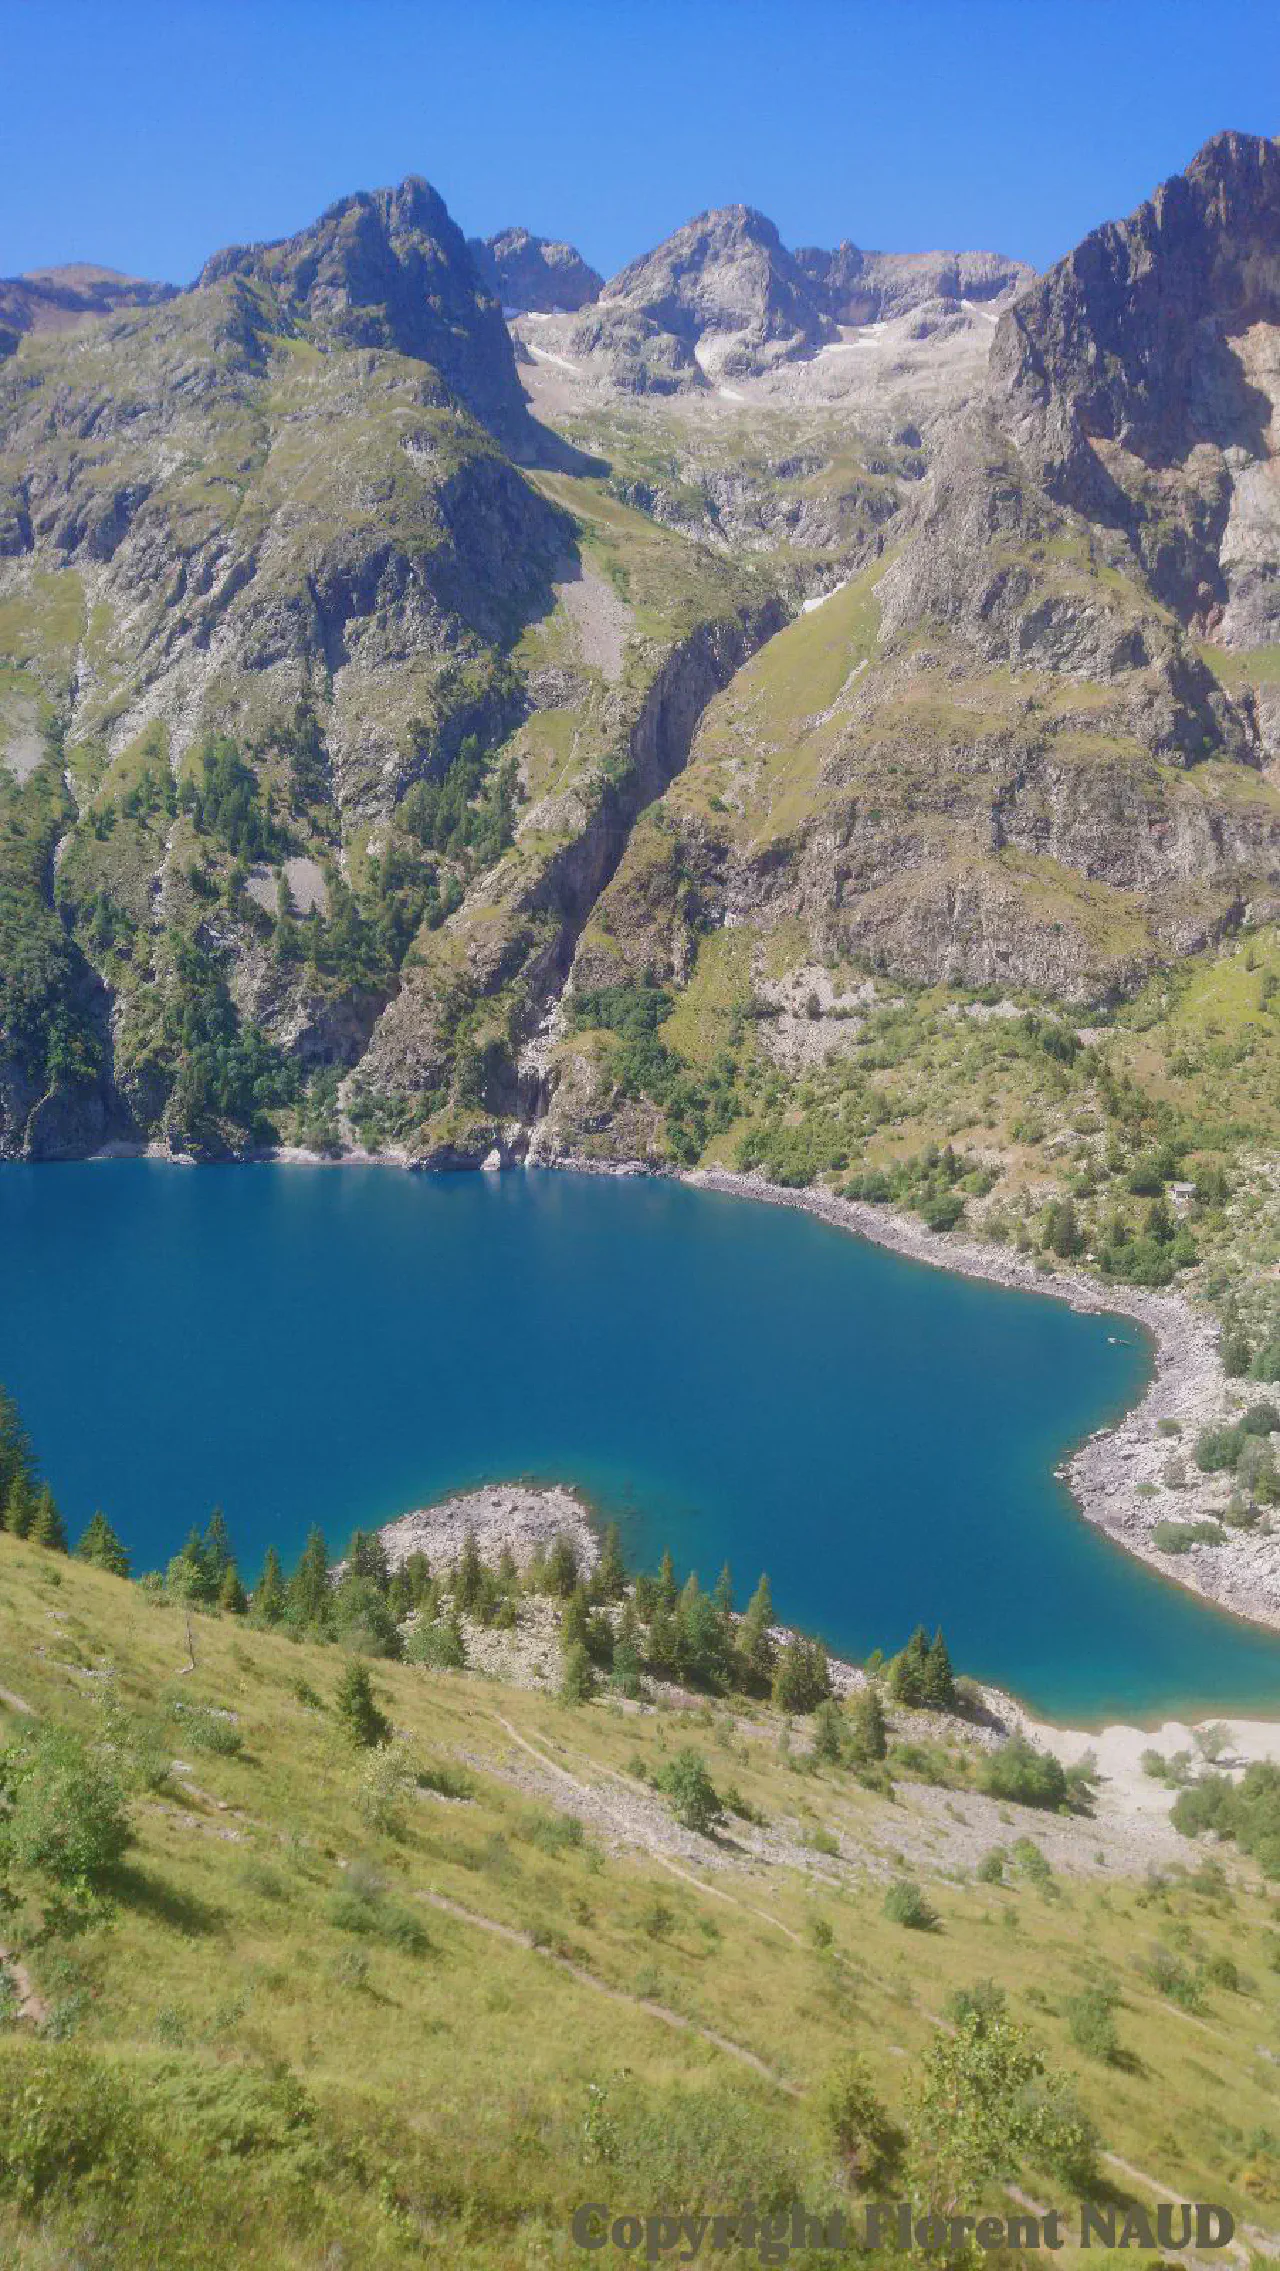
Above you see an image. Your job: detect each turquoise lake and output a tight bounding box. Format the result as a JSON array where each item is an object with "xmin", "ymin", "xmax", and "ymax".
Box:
[{"xmin": 2, "ymin": 1160, "xmax": 1279, "ymax": 1723}]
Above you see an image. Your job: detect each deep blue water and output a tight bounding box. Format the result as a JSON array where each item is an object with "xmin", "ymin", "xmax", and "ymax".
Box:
[{"xmin": 2, "ymin": 1161, "xmax": 1279, "ymax": 1722}]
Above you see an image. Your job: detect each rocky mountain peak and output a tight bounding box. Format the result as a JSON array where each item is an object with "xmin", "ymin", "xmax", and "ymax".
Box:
[
  {"xmin": 468, "ymin": 226, "xmax": 602, "ymax": 313},
  {"xmin": 197, "ymin": 174, "xmax": 531, "ymax": 445},
  {"xmin": 598, "ymin": 202, "xmax": 836, "ymax": 372},
  {"xmin": 990, "ymin": 130, "xmax": 1280, "ymax": 462}
]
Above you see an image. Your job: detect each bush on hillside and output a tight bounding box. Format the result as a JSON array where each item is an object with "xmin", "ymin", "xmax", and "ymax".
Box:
[
  {"xmin": 0, "ymin": 1724, "xmax": 130, "ymax": 1890},
  {"xmin": 883, "ymin": 1878, "xmax": 937, "ymax": 1930},
  {"xmin": 980, "ymin": 1734, "xmax": 1069, "ymax": 1812},
  {"xmin": 657, "ymin": 1750, "xmax": 724, "ymax": 1837}
]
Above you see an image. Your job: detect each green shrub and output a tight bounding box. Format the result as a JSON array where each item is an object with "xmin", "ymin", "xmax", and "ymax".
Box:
[
  {"xmin": 1145, "ymin": 1946, "xmax": 1202, "ymax": 2011},
  {"xmin": 169, "ymin": 1703, "xmax": 243, "ymax": 1756},
  {"xmin": 944, "ymin": 1978, "xmax": 1008, "ymax": 2028},
  {"xmin": 328, "ymin": 1862, "xmax": 430, "ymax": 1953},
  {"xmin": 1064, "ymin": 1984, "xmax": 1120, "ymax": 2062},
  {"xmin": 1202, "ymin": 1952, "xmax": 1240, "ymax": 1993},
  {"xmin": 0, "ymin": 2045, "xmax": 144, "ymax": 2207},
  {"xmin": 1194, "ymin": 1424, "xmax": 1244, "ymax": 1473},
  {"xmin": 907, "ymin": 2009, "xmax": 1098, "ymax": 2203},
  {"xmin": 1172, "ymin": 1763, "xmax": 1280, "ymax": 1877},
  {"xmin": 657, "ymin": 1750, "xmax": 724, "ymax": 1836},
  {"xmin": 980, "ymin": 1735, "xmax": 1069, "ymax": 1811},
  {"xmin": 1012, "ymin": 1837, "xmax": 1053, "ymax": 1883},
  {"xmin": 803, "ymin": 1826, "xmax": 840, "ymax": 1857},
  {"xmin": 0, "ymin": 1724, "xmax": 130, "ymax": 1889},
  {"xmin": 771, "ymin": 1635, "xmax": 832, "ymax": 1714},
  {"xmin": 602, "ymin": 2078, "xmax": 802, "ymax": 2213},
  {"xmin": 883, "ymin": 1878, "xmax": 938, "ymax": 1930},
  {"xmin": 522, "ymin": 1810, "xmax": 585, "ymax": 1857},
  {"xmin": 405, "ymin": 1617, "xmax": 466, "ymax": 1671},
  {"xmin": 816, "ymin": 2053, "xmax": 902, "ymax": 2187},
  {"xmin": 975, "ymin": 1847, "xmax": 1007, "ymax": 1884},
  {"xmin": 1152, "ymin": 1518, "xmax": 1225, "ymax": 1554},
  {"xmin": 415, "ymin": 1762, "xmax": 475, "ymax": 1802}
]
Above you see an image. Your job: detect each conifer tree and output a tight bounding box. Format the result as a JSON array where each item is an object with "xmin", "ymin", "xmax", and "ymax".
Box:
[
  {"xmin": 712, "ymin": 1562, "xmax": 735, "ymax": 1615},
  {"xmin": 646, "ymin": 1601, "xmax": 678, "ymax": 1674},
  {"xmin": 334, "ymin": 1660, "xmax": 390, "ymax": 1748},
  {"xmin": 454, "ymin": 1529, "xmax": 483, "ymax": 1611},
  {"xmin": 888, "ymin": 1625, "xmax": 931, "ymax": 1708},
  {"xmin": 612, "ymin": 1599, "xmax": 643, "ymax": 1697},
  {"xmin": 923, "ymin": 1627, "xmax": 956, "ymax": 1712},
  {"xmin": 812, "ymin": 1697, "xmax": 846, "ymax": 1763},
  {"xmin": 254, "ymin": 1545, "xmax": 285, "ymax": 1623},
  {"xmin": 203, "ymin": 1506, "xmax": 233, "ymax": 1578},
  {"xmin": 736, "ymin": 1572, "xmax": 777, "ymax": 1692},
  {"xmin": 849, "ymin": 1683, "xmax": 888, "ymax": 1764},
  {"xmin": 168, "ymin": 1527, "xmax": 218, "ymax": 1605},
  {"xmin": 562, "ymin": 1582, "xmax": 591, "ymax": 1654},
  {"xmin": 0, "ymin": 1385, "xmax": 34, "ymax": 1519},
  {"xmin": 560, "ymin": 1640, "xmax": 595, "ymax": 1704},
  {"xmin": 656, "ymin": 1546, "xmax": 678, "ymax": 1613},
  {"xmin": 218, "ymin": 1563, "xmax": 249, "ymax": 1615},
  {"xmin": 290, "ymin": 1526, "xmax": 331, "ymax": 1628},
  {"xmin": 6, "ymin": 1475, "xmax": 37, "ymax": 1540},
  {"xmin": 676, "ymin": 1574, "xmax": 730, "ymax": 1688},
  {"xmin": 387, "ymin": 1567, "xmax": 412, "ymax": 1620},
  {"xmin": 545, "ymin": 1532, "xmax": 579, "ymax": 1599},
  {"xmin": 76, "ymin": 1510, "xmax": 131, "ymax": 1578},
  {"xmin": 33, "ymin": 1485, "xmax": 67, "ymax": 1553},
  {"xmin": 403, "ymin": 1550, "xmax": 431, "ymax": 1605},
  {"xmin": 593, "ymin": 1522, "xmax": 627, "ymax": 1601},
  {"xmin": 772, "ymin": 1635, "xmax": 832, "ymax": 1714},
  {"xmin": 350, "ymin": 1529, "xmax": 390, "ymax": 1594}
]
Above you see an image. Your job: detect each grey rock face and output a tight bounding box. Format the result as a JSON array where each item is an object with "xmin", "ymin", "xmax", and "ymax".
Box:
[
  {"xmin": 990, "ymin": 131, "xmax": 1280, "ymax": 639},
  {"xmin": 794, "ymin": 242, "xmax": 1032, "ymax": 326},
  {"xmin": 597, "ymin": 204, "xmax": 837, "ymax": 378},
  {"xmin": 468, "ymin": 226, "xmax": 602, "ymax": 313},
  {"xmin": 199, "ymin": 175, "xmax": 531, "ymax": 447}
]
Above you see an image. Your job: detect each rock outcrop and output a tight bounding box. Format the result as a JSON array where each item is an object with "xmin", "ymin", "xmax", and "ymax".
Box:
[
  {"xmin": 592, "ymin": 204, "xmax": 837, "ymax": 382},
  {"xmin": 794, "ymin": 241, "xmax": 1032, "ymax": 327},
  {"xmin": 199, "ymin": 176, "xmax": 532, "ymax": 448},
  {"xmin": 468, "ymin": 226, "xmax": 602, "ymax": 313},
  {"xmin": 990, "ymin": 130, "xmax": 1280, "ymax": 643}
]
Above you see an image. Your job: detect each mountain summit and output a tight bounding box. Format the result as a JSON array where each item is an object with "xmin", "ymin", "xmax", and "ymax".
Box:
[{"xmin": 199, "ymin": 175, "xmax": 531, "ymax": 446}]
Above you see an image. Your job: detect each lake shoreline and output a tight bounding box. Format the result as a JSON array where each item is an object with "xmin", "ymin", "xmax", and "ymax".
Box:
[
  {"xmin": 374, "ymin": 1481, "xmax": 1280, "ymax": 1762},
  {"xmin": 680, "ymin": 1164, "xmax": 1280, "ymax": 1641},
  {"xmin": 80, "ymin": 1134, "xmax": 1280, "ymax": 1641},
  {"xmin": 522, "ymin": 1151, "xmax": 1280, "ymax": 1643}
]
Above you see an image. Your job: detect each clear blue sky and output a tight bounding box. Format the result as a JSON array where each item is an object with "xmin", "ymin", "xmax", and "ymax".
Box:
[{"xmin": 2, "ymin": 0, "xmax": 1276, "ymax": 285}]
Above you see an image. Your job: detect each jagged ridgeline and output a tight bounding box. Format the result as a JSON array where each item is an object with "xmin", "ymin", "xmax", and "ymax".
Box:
[{"xmin": 1, "ymin": 134, "xmax": 1279, "ymax": 1283}]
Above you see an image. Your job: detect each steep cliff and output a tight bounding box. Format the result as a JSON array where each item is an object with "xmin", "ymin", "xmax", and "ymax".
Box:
[{"xmin": 2, "ymin": 145, "xmax": 1278, "ymax": 1265}]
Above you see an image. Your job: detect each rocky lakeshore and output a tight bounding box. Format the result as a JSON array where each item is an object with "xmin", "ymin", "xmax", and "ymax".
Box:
[
  {"xmin": 93, "ymin": 1135, "xmax": 1280, "ymax": 1634},
  {"xmin": 370, "ymin": 1475, "xmax": 1279, "ymax": 1885},
  {"xmin": 375, "ymin": 1482, "xmax": 600, "ymax": 1581},
  {"xmin": 682, "ymin": 1165, "xmax": 1280, "ymax": 1636}
]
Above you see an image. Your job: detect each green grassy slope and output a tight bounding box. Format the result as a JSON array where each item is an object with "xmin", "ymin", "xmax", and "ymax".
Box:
[{"xmin": 2, "ymin": 1534, "xmax": 1279, "ymax": 2268}]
